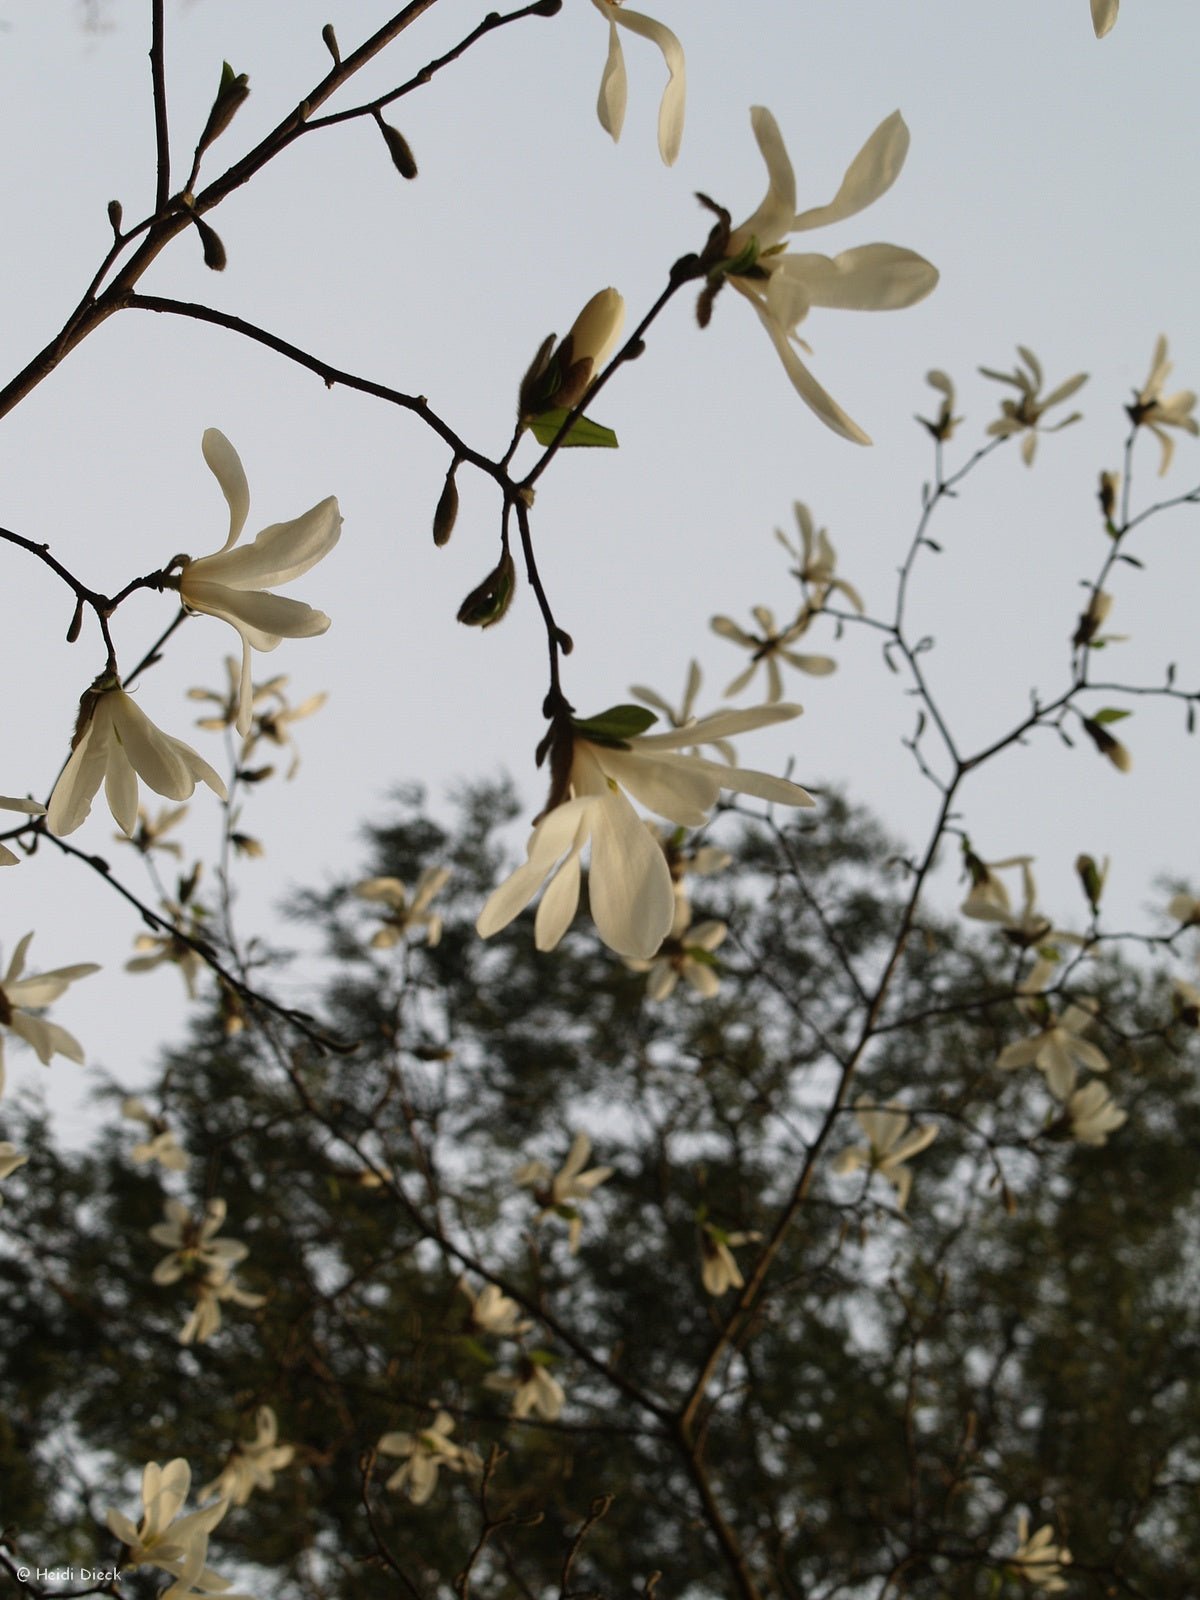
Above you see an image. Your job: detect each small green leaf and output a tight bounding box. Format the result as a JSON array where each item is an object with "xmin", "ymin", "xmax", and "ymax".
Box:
[
  {"xmin": 572, "ymin": 704, "xmax": 659, "ymax": 745},
  {"xmin": 1093, "ymin": 707, "xmax": 1131, "ymax": 725},
  {"xmin": 530, "ymin": 407, "xmax": 619, "ymax": 449},
  {"xmin": 456, "ymin": 1335, "xmax": 495, "ymax": 1367}
]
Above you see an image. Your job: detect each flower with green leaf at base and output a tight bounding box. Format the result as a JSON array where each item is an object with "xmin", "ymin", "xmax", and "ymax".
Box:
[
  {"xmin": 997, "ymin": 996, "xmax": 1109, "ymax": 1100},
  {"xmin": 173, "ymin": 430, "xmax": 341, "ymax": 737},
  {"xmin": 477, "ymin": 702, "xmax": 813, "ymax": 961},
  {"xmin": 589, "ymin": 0, "xmax": 685, "ymax": 165},
  {"xmin": 150, "ymin": 1197, "xmax": 248, "ymax": 1288},
  {"xmin": 710, "ymin": 107, "xmax": 937, "ymax": 444},
  {"xmin": 0, "ymin": 933, "xmax": 99, "ymax": 1098},
  {"xmin": 47, "ymin": 676, "xmax": 226, "ymax": 838}
]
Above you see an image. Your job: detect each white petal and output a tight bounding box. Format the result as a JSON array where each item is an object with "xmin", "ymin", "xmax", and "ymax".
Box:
[
  {"xmin": 182, "ymin": 580, "xmax": 331, "ymax": 646},
  {"xmin": 587, "ymin": 793, "xmax": 675, "ymax": 959},
  {"xmin": 105, "ymin": 737, "xmax": 141, "ymax": 837},
  {"xmin": 599, "ymin": 746, "xmax": 721, "ymax": 828},
  {"xmin": 1091, "ymin": 0, "xmax": 1118, "ymax": 37},
  {"xmin": 111, "ymin": 694, "xmax": 198, "ymax": 802},
  {"xmin": 738, "ymin": 288, "xmax": 873, "ymax": 445},
  {"xmin": 46, "ymin": 702, "xmax": 112, "ymax": 837},
  {"xmin": 202, "ymin": 429, "xmax": 251, "ymax": 553},
  {"xmin": 775, "ymin": 245, "xmax": 938, "ymax": 313},
  {"xmin": 534, "ymin": 830, "xmax": 587, "ymax": 951},
  {"xmin": 594, "ymin": 13, "xmax": 626, "ymax": 142},
  {"xmin": 732, "ymin": 106, "xmax": 797, "ymax": 250},
  {"xmin": 793, "ymin": 111, "xmax": 911, "ymax": 232},
  {"xmin": 192, "ymin": 499, "xmax": 341, "ymax": 589},
  {"xmin": 476, "ymin": 799, "xmax": 595, "ymax": 939}
]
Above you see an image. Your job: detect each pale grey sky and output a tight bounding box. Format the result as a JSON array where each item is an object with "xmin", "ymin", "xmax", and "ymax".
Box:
[{"xmin": 1, "ymin": 0, "xmax": 1197, "ymax": 1137}]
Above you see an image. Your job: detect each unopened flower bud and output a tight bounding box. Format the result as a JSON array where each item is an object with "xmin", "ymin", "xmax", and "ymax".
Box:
[
  {"xmin": 1073, "ymin": 588, "xmax": 1113, "ymax": 647},
  {"xmin": 375, "ymin": 114, "xmax": 417, "ymax": 179},
  {"xmin": 193, "ymin": 214, "xmax": 227, "ymax": 272},
  {"xmin": 433, "ymin": 469, "xmax": 459, "ymax": 547},
  {"xmin": 520, "ymin": 291, "xmax": 625, "ymax": 419},
  {"xmin": 1082, "ymin": 715, "xmax": 1132, "ymax": 772},
  {"xmin": 107, "ymin": 199, "xmax": 123, "ymax": 236},
  {"xmin": 1098, "ymin": 469, "xmax": 1119, "ymax": 523},
  {"xmin": 195, "ymin": 62, "xmax": 250, "ymax": 158},
  {"xmin": 321, "ymin": 23, "xmax": 341, "ymax": 64},
  {"xmin": 457, "ymin": 550, "xmax": 516, "ymax": 629}
]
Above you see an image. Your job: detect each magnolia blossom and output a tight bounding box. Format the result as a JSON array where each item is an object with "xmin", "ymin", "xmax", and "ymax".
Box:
[
  {"xmin": 460, "ymin": 1278, "xmax": 532, "ymax": 1338},
  {"xmin": 127, "ymin": 929, "xmax": 206, "ymax": 999},
  {"xmin": 1066, "ymin": 1079, "xmax": 1127, "ymax": 1146},
  {"xmin": 588, "ymin": 0, "xmax": 685, "ymax": 165},
  {"xmin": 179, "ymin": 1273, "xmax": 266, "ymax": 1347},
  {"xmin": 355, "ymin": 867, "xmax": 451, "ymax": 949},
  {"xmin": 1128, "ymin": 335, "xmax": 1198, "ymax": 475},
  {"xmin": 626, "ymin": 901, "xmax": 728, "ymax": 1001},
  {"xmin": 190, "ymin": 658, "xmax": 327, "ymax": 777},
  {"xmin": 175, "ymin": 429, "xmax": 341, "ymax": 737},
  {"xmin": 0, "ymin": 1141, "xmax": 28, "ymax": 1203},
  {"xmin": 516, "ymin": 1130, "xmax": 613, "ymax": 1253},
  {"xmin": 997, "ymin": 998, "xmax": 1109, "ymax": 1100},
  {"xmin": 832, "ymin": 1098, "xmax": 938, "ymax": 1211},
  {"xmin": 0, "ymin": 933, "xmax": 99, "ymax": 1097},
  {"xmin": 120, "ymin": 803, "xmax": 189, "ymax": 859},
  {"xmin": 915, "ymin": 368, "xmax": 962, "ymax": 442},
  {"xmin": 776, "ymin": 502, "xmax": 864, "ymax": 613},
  {"xmin": 47, "ymin": 678, "xmax": 226, "ymax": 838},
  {"xmin": 106, "ymin": 1458, "xmax": 241, "ymax": 1596},
  {"xmin": 123, "ymin": 1098, "xmax": 189, "ymax": 1173},
  {"xmin": 521, "ymin": 288, "xmax": 626, "ymax": 420},
  {"xmin": 0, "ymin": 794, "xmax": 44, "ymax": 866},
  {"xmin": 711, "ymin": 606, "xmax": 836, "ymax": 701},
  {"xmin": 378, "ymin": 1411, "xmax": 481, "ymax": 1504},
  {"xmin": 201, "ymin": 1407, "xmax": 295, "ymax": 1506},
  {"xmin": 484, "ymin": 1357, "xmax": 566, "ymax": 1420},
  {"xmin": 477, "ymin": 704, "xmax": 813, "ymax": 961},
  {"xmin": 979, "ymin": 346, "xmax": 1087, "ymax": 465},
  {"xmin": 151, "ymin": 1197, "xmax": 248, "ymax": 1288},
  {"xmin": 960, "ymin": 854, "xmax": 1075, "ymax": 951},
  {"xmin": 700, "ymin": 1224, "xmax": 761, "ymax": 1296},
  {"xmin": 1091, "ymin": 0, "xmax": 1118, "ymax": 37},
  {"xmin": 1006, "ymin": 1513, "xmax": 1072, "ymax": 1594},
  {"xmin": 719, "ymin": 107, "xmax": 938, "ymax": 443}
]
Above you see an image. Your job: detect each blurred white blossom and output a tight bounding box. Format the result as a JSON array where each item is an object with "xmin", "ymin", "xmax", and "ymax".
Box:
[
  {"xmin": 629, "ymin": 661, "xmax": 736, "ymax": 763},
  {"xmin": 979, "ymin": 346, "xmax": 1087, "ymax": 465},
  {"xmin": 1128, "ymin": 334, "xmax": 1198, "ymax": 475},
  {"xmin": 123, "ymin": 1098, "xmax": 189, "ymax": 1173},
  {"xmin": 484, "ymin": 1357, "xmax": 566, "ymax": 1420},
  {"xmin": 378, "ymin": 1411, "xmax": 481, "ymax": 1504},
  {"xmin": 626, "ymin": 903, "xmax": 727, "ymax": 1000},
  {"xmin": 0, "ymin": 932, "xmax": 99, "ymax": 1097},
  {"xmin": 832, "ymin": 1098, "xmax": 938, "ymax": 1210},
  {"xmin": 776, "ymin": 502, "xmax": 864, "ymax": 613},
  {"xmin": 355, "ymin": 867, "xmax": 451, "ymax": 949},
  {"xmin": 711, "ymin": 606, "xmax": 836, "ymax": 701},
  {"xmin": 201, "ymin": 1406, "xmax": 294, "ymax": 1506},
  {"xmin": 700, "ymin": 1224, "xmax": 761, "ymax": 1296},
  {"xmin": 516, "ymin": 1131, "xmax": 613, "ymax": 1253},
  {"xmin": 0, "ymin": 1141, "xmax": 28, "ymax": 1203},
  {"xmin": 1006, "ymin": 1513, "xmax": 1072, "ymax": 1593},
  {"xmin": 460, "ymin": 1279, "xmax": 532, "ymax": 1338},
  {"xmin": 1066, "ymin": 1079, "xmax": 1127, "ymax": 1146},
  {"xmin": 997, "ymin": 997, "xmax": 1109, "ymax": 1100},
  {"xmin": 915, "ymin": 369, "xmax": 962, "ymax": 442}
]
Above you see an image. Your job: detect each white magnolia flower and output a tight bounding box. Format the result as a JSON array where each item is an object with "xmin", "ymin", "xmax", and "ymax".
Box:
[
  {"xmin": 150, "ymin": 1197, "xmax": 249, "ymax": 1288},
  {"xmin": 700, "ymin": 1224, "xmax": 761, "ymax": 1296},
  {"xmin": 460, "ymin": 1278, "xmax": 533, "ymax": 1338},
  {"xmin": 589, "ymin": 0, "xmax": 685, "ymax": 165},
  {"xmin": 1128, "ymin": 335, "xmax": 1198, "ymax": 475},
  {"xmin": 711, "ymin": 606, "xmax": 836, "ymax": 701},
  {"xmin": 832, "ymin": 1098, "xmax": 938, "ymax": 1211},
  {"xmin": 484, "ymin": 1357, "xmax": 566, "ymax": 1420},
  {"xmin": 997, "ymin": 998, "xmax": 1109, "ymax": 1100},
  {"xmin": 378, "ymin": 1410, "xmax": 481, "ymax": 1504},
  {"xmin": 1091, "ymin": 0, "xmax": 1118, "ymax": 37},
  {"xmin": 105, "ymin": 1458, "xmax": 240, "ymax": 1596},
  {"xmin": 47, "ymin": 677, "xmax": 226, "ymax": 838},
  {"xmin": 516, "ymin": 1130, "xmax": 613, "ymax": 1253},
  {"xmin": 120, "ymin": 803, "xmax": 190, "ymax": 859},
  {"xmin": 915, "ymin": 368, "xmax": 962, "ymax": 442},
  {"xmin": 179, "ymin": 1273, "xmax": 266, "ymax": 1347},
  {"xmin": 1006, "ymin": 1512, "xmax": 1072, "ymax": 1594},
  {"xmin": 201, "ymin": 1406, "xmax": 295, "ymax": 1506},
  {"xmin": 355, "ymin": 867, "xmax": 451, "ymax": 949},
  {"xmin": 626, "ymin": 903, "xmax": 727, "ymax": 1001},
  {"xmin": 719, "ymin": 107, "xmax": 938, "ymax": 444},
  {"xmin": 1066, "ymin": 1079, "xmax": 1127, "ymax": 1146},
  {"xmin": 0, "ymin": 1141, "xmax": 28, "ymax": 1203},
  {"xmin": 979, "ymin": 346, "xmax": 1087, "ymax": 466},
  {"xmin": 123, "ymin": 1099, "xmax": 189, "ymax": 1173},
  {"xmin": 477, "ymin": 703, "xmax": 813, "ymax": 960},
  {"xmin": 0, "ymin": 794, "xmax": 44, "ymax": 866},
  {"xmin": 175, "ymin": 429, "xmax": 341, "ymax": 737},
  {"xmin": 0, "ymin": 933, "xmax": 99, "ymax": 1097},
  {"xmin": 521, "ymin": 288, "xmax": 627, "ymax": 420},
  {"xmin": 960, "ymin": 854, "xmax": 1075, "ymax": 951},
  {"xmin": 776, "ymin": 502, "xmax": 865, "ymax": 613}
]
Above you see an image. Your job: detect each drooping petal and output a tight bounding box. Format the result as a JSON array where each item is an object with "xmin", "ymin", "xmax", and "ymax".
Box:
[
  {"xmin": 738, "ymin": 288, "xmax": 873, "ymax": 445},
  {"xmin": 105, "ymin": 735, "xmax": 141, "ymax": 837},
  {"xmin": 476, "ymin": 799, "xmax": 596, "ymax": 939},
  {"xmin": 182, "ymin": 581, "xmax": 331, "ymax": 646},
  {"xmin": 164, "ymin": 736, "xmax": 227, "ymax": 802},
  {"xmin": 46, "ymin": 705, "xmax": 112, "ymax": 837},
  {"xmin": 607, "ymin": 5, "xmax": 685, "ymax": 165},
  {"xmin": 109, "ymin": 695, "xmax": 201, "ymax": 803},
  {"xmin": 9, "ymin": 1012, "xmax": 86, "ymax": 1067},
  {"xmin": 587, "ymin": 792, "xmax": 675, "ymax": 959},
  {"xmin": 594, "ymin": 11, "xmax": 627, "ymax": 142},
  {"xmin": 202, "ymin": 429, "xmax": 251, "ymax": 553},
  {"xmin": 636, "ymin": 702, "xmax": 804, "ymax": 750},
  {"xmin": 775, "ymin": 245, "xmax": 938, "ymax": 313},
  {"xmin": 793, "ymin": 111, "xmax": 911, "ymax": 232},
  {"xmin": 534, "ymin": 826, "xmax": 587, "ymax": 950}
]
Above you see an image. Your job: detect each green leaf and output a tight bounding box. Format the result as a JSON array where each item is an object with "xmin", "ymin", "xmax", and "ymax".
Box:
[
  {"xmin": 1093, "ymin": 707, "xmax": 1131, "ymax": 725},
  {"xmin": 529, "ymin": 408, "xmax": 619, "ymax": 449},
  {"xmin": 572, "ymin": 705, "xmax": 659, "ymax": 746}
]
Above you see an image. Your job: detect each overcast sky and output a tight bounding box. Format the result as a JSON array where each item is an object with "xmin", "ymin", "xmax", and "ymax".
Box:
[{"xmin": 1, "ymin": 0, "xmax": 1197, "ymax": 1139}]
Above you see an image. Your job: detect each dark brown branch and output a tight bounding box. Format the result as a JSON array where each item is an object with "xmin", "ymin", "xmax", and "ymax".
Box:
[{"xmin": 150, "ymin": 0, "xmax": 170, "ymax": 214}]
